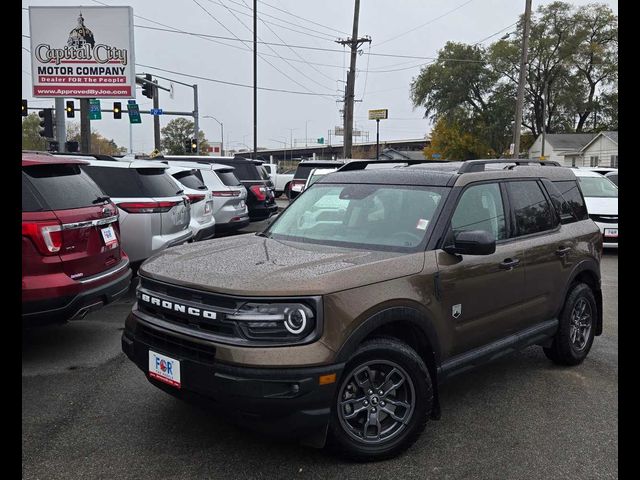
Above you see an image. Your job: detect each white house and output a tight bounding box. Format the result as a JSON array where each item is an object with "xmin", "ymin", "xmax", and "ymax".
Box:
[
  {"xmin": 528, "ymin": 133, "xmax": 596, "ymax": 166},
  {"xmin": 564, "ymin": 131, "xmax": 618, "ymax": 168}
]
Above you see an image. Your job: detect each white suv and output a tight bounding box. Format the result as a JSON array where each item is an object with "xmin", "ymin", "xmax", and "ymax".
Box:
[{"xmin": 573, "ymin": 168, "xmax": 618, "ymax": 248}]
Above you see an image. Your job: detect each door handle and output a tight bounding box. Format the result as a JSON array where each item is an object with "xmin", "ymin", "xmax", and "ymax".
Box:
[
  {"xmin": 555, "ymin": 246, "xmax": 571, "ymax": 257},
  {"xmin": 499, "ymin": 258, "xmax": 520, "ymax": 270}
]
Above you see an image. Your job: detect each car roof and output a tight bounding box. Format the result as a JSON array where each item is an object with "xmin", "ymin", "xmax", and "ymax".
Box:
[
  {"xmin": 604, "ymin": 171, "xmax": 618, "ymax": 177},
  {"xmin": 297, "ymin": 160, "xmax": 346, "ymax": 167},
  {"xmin": 571, "ymin": 168, "xmax": 604, "ymax": 178},
  {"xmin": 22, "ymin": 151, "xmax": 88, "ymax": 166},
  {"xmin": 317, "ymin": 159, "xmax": 578, "ymax": 187},
  {"xmin": 159, "ymin": 159, "xmax": 236, "ymax": 172}
]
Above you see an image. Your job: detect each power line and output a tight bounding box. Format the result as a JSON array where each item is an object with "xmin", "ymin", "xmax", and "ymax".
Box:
[
  {"xmin": 473, "ymin": 21, "xmax": 519, "ymax": 45},
  {"xmin": 377, "ymin": 0, "xmax": 478, "ymax": 47},
  {"xmin": 136, "ymin": 63, "xmax": 334, "ymax": 96},
  {"xmin": 196, "ymin": 0, "xmax": 335, "ymax": 97},
  {"xmin": 252, "ymin": 0, "xmax": 349, "ymax": 36},
  {"xmin": 238, "ymin": 0, "xmax": 336, "ymax": 85},
  {"xmin": 212, "ymin": 0, "xmax": 339, "ymax": 41}
]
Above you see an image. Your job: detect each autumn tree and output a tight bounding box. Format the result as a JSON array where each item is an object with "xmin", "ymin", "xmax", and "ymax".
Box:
[
  {"xmin": 160, "ymin": 118, "xmax": 210, "ymax": 155},
  {"xmin": 66, "ymin": 123, "xmax": 127, "ymax": 155},
  {"xmin": 425, "ymin": 117, "xmax": 495, "ymax": 160}
]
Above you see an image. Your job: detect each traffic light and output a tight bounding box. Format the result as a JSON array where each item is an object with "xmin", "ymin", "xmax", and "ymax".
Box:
[
  {"xmin": 65, "ymin": 101, "xmax": 75, "ymax": 118},
  {"xmin": 190, "ymin": 138, "xmax": 198, "ymax": 153},
  {"xmin": 22, "ymin": 99, "xmax": 27, "ymax": 117},
  {"xmin": 113, "ymin": 102, "xmax": 122, "ymax": 119},
  {"xmin": 38, "ymin": 109, "xmax": 54, "ymax": 138},
  {"xmin": 141, "ymin": 74, "xmax": 153, "ymax": 99},
  {"xmin": 184, "ymin": 138, "xmax": 192, "ymax": 153}
]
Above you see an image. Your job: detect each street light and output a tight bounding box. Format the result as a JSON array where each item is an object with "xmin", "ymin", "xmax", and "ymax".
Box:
[
  {"xmin": 203, "ymin": 115, "xmax": 224, "ymax": 156},
  {"xmin": 270, "ymin": 137, "xmax": 288, "ymax": 162}
]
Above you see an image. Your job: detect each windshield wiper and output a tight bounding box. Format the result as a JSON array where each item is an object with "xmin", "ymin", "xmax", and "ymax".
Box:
[{"xmin": 92, "ymin": 195, "xmax": 110, "ymax": 204}]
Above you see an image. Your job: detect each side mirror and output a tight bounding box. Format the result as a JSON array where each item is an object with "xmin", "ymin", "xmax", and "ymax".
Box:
[{"xmin": 443, "ymin": 230, "xmax": 496, "ymax": 256}]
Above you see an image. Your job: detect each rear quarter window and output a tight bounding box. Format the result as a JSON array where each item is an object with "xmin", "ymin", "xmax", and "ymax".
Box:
[
  {"xmin": 172, "ymin": 171, "xmax": 206, "ymax": 190},
  {"xmin": 216, "ymin": 162, "xmax": 261, "ymax": 180},
  {"xmin": 507, "ymin": 180, "xmax": 556, "ymax": 236},
  {"xmin": 22, "ymin": 164, "xmax": 104, "ymax": 211},
  {"xmin": 553, "ymin": 180, "xmax": 589, "ymax": 221},
  {"xmin": 216, "ymin": 170, "xmax": 242, "ymax": 186}
]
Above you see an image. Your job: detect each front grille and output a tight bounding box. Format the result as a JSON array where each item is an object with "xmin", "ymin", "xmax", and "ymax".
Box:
[
  {"xmin": 137, "ymin": 323, "xmax": 216, "ymax": 365},
  {"xmin": 590, "ymin": 214, "xmax": 618, "ymax": 224}
]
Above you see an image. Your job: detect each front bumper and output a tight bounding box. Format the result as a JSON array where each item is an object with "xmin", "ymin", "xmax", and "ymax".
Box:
[
  {"xmin": 122, "ymin": 315, "xmax": 344, "ymax": 440},
  {"xmin": 593, "ymin": 221, "xmax": 618, "ymax": 249}
]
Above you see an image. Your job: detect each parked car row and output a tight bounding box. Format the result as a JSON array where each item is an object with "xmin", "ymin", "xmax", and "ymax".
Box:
[{"xmin": 21, "ymin": 151, "xmax": 263, "ymax": 327}]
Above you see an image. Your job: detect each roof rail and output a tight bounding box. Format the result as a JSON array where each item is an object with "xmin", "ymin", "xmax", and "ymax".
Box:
[
  {"xmin": 457, "ymin": 159, "xmax": 561, "ymax": 173},
  {"xmin": 48, "ymin": 152, "xmax": 118, "ymax": 161},
  {"xmin": 337, "ymin": 159, "xmax": 446, "ymax": 172}
]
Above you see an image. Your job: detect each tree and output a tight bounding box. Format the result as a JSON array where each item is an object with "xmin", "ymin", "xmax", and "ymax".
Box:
[
  {"xmin": 160, "ymin": 118, "xmax": 210, "ymax": 154},
  {"xmin": 425, "ymin": 117, "xmax": 495, "ymax": 160},
  {"xmin": 411, "ymin": 1, "xmax": 617, "ymax": 153},
  {"xmin": 22, "ymin": 113, "xmax": 48, "ymax": 151},
  {"xmin": 66, "ymin": 123, "xmax": 128, "ymax": 155}
]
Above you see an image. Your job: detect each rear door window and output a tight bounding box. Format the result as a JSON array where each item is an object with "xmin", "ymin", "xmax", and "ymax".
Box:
[
  {"xmin": 541, "ymin": 179, "xmax": 577, "ymax": 224},
  {"xmin": 22, "ymin": 164, "xmax": 104, "ymax": 210},
  {"xmin": 507, "ymin": 181, "xmax": 555, "ymax": 236},
  {"xmin": 83, "ymin": 166, "xmax": 180, "ymax": 198},
  {"xmin": 552, "ymin": 180, "xmax": 589, "ymax": 220}
]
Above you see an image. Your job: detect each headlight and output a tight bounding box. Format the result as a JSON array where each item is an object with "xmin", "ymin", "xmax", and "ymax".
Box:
[{"xmin": 226, "ymin": 302, "xmax": 315, "ymax": 341}]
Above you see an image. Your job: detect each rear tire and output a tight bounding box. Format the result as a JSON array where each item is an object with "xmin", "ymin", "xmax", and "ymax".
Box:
[
  {"xmin": 328, "ymin": 338, "xmax": 432, "ymax": 461},
  {"xmin": 543, "ymin": 283, "xmax": 596, "ymax": 366}
]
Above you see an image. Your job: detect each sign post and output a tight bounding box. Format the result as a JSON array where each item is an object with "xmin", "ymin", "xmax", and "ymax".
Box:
[{"xmin": 368, "ymin": 109, "xmax": 388, "ymax": 160}]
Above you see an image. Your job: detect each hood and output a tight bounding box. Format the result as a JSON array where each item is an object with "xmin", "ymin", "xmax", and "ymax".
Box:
[
  {"xmin": 584, "ymin": 196, "xmax": 618, "ymax": 215},
  {"xmin": 139, "ymin": 234, "xmax": 424, "ymax": 296}
]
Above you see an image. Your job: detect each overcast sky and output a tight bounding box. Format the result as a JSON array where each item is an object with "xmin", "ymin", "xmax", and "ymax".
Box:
[{"xmin": 22, "ymin": 0, "xmax": 618, "ymax": 154}]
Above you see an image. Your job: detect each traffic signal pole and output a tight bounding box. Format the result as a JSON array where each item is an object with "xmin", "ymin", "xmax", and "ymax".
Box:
[
  {"xmin": 54, "ymin": 98, "xmax": 66, "ymax": 152},
  {"xmin": 153, "ymin": 81, "xmax": 161, "ymax": 151},
  {"xmin": 80, "ymin": 98, "xmax": 91, "ymax": 153}
]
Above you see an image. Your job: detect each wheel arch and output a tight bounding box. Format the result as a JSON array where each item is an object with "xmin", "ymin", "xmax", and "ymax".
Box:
[
  {"xmin": 559, "ymin": 259, "xmax": 603, "ymax": 336},
  {"xmin": 334, "ymin": 306, "xmax": 442, "ymax": 419}
]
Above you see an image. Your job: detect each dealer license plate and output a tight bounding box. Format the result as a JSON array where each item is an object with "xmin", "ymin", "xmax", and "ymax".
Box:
[
  {"xmin": 100, "ymin": 225, "xmax": 118, "ymax": 247},
  {"xmin": 604, "ymin": 228, "xmax": 618, "ymax": 238},
  {"xmin": 148, "ymin": 350, "xmax": 181, "ymax": 388}
]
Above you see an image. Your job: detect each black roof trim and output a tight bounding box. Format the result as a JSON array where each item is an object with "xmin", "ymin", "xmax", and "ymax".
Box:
[{"xmin": 338, "ymin": 159, "xmax": 446, "ymax": 172}]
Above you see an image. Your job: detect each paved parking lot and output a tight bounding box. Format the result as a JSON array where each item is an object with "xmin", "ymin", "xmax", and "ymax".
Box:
[{"xmin": 22, "ymin": 249, "xmax": 618, "ymax": 479}]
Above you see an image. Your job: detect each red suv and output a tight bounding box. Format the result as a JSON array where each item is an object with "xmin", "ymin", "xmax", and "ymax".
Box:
[{"xmin": 22, "ymin": 152, "xmax": 132, "ymax": 326}]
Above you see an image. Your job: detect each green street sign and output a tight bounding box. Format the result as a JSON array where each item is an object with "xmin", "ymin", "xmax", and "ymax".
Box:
[
  {"xmin": 127, "ymin": 102, "xmax": 141, "ymax": 124},
  {"xmin": 317, "ymin": 137, "xmax": 324, "ymax": 144},
  {"xmin": 88, "ymin": 99, "xmax": 102, "ymax": 120}
]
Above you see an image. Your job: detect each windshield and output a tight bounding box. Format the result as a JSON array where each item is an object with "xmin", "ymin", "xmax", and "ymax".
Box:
[
  {"xmin": 578, "ymin": 176, "xmax": 618, "ymax": 198},
  {"xmin": 264, "ymin": 183, "xmax": 447, "ymax": 251}
]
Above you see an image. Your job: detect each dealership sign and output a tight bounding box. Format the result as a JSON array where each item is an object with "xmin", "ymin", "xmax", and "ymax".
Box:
[{"xmin": 29, "ymin": 6, "xmax": 135, "ymax": 98}]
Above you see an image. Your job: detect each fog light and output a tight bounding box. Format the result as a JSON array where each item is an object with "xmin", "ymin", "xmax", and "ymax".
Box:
[{"xmin": 284, "ymin": 308, "xmax": 307, "ymax": 334}]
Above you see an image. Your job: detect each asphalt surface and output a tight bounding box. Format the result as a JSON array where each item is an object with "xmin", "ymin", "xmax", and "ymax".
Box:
[{"xmin": 22, "ymin": 234, "xmax": 618, "ymax": 479}]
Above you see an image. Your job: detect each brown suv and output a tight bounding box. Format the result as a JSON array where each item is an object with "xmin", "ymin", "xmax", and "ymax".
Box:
[{"xmin": 122, "ymin": 159, "xmax": 603, "ymax": 461}]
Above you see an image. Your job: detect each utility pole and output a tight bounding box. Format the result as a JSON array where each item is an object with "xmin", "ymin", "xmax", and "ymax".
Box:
[
  {"xmin": 80, "ymin": 98, "xmax": 91, "ymax": 153},
  {"xmin": 336, "ymin": 0, "xmax": 370, "ymax": 159},
  {"xmin": 541, "ymin": 81, "xmax": 548, "ymax": 159},
  {"xmin": 193, "ymin": 84, "xmax": 200, "ymax": 154},
  {"xmin": 253, "ymin": 0, "xmax": 257, "ymax": 159},
  {"xmin": 512, "ymin": 0, "xmax": 532, "ymax": 159}
]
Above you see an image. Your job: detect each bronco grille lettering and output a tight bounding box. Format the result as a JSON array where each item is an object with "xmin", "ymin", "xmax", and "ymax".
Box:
[{"xmin": 139, "ymin": 292, "xmax": 217, "ymax": 320}]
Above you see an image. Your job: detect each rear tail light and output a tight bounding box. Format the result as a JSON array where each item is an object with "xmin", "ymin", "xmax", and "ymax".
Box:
[
  {"xmin": 211, "ymin": 190, "xmax": 241, "ymax": 197},
  {"xmin": 117, "ymin": 201, "xmax": 180, "ymax": 213},
  {"xmin": 186, "ymin": 194, "xmax": 206, "ymax": 204},
  {"xmin": 291, "ymin": 180, "xmax": 306, "ymax": 192},
  {"xmin": 22, "ymin": 220, "xmax": 63, "ymax": 255},
  {"xmin": 250, "ymin": 185, "xmax": 267, "ymax": 201}
]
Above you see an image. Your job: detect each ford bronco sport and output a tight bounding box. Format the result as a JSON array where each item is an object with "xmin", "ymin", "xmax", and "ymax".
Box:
[{"xmin": 122, "ymin": 159, "xmax": 602, "ymax": 461}]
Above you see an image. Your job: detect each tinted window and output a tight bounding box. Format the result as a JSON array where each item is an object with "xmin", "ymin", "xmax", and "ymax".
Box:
[
  {"xmin": 216, "ymin": 170, "xmax": 242, "ymax": 186},
  {"xmin": 541, "ymin": 179, "xmax": 575, "ymax": 224},
  {"xmin": 258, "ymin": 166, "xmax": 270, "ymax": 180},
  {"xmin": 22, "ymin": 174, "xmax": 44, "ymax": 212},
  {"xmin": 507, "ymin": 181, "xmax": 555, "ymax": 236},
  {"xmin": 173, "ymin": 170, "xmax": 206, "ymax": 190},
  {"xmin": 215, "ymin": 161, "xmax": 261, "ymax": 180},
  {"xmin": 22, "ymin": 164, "xmax": 104, "ymax": 210},
  {"xmin": 606, "ymin": 173, "xmax": 618, "ymax": 186},
  {"xmin": 83, "ymin": 166, "xmax": 180, "ymax": 198},
  {"xmin": 451, "ymin": 183, "xmax": 507, "ymax": 241},
  {"xmin": 553, "ymin": 180, "xmax": 589, "ymax": 220}
]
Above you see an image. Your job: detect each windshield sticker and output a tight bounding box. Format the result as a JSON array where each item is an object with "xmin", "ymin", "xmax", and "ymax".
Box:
[{"xmin": 416, "ymin": 219, "xmax": 429, "ymax": 230}]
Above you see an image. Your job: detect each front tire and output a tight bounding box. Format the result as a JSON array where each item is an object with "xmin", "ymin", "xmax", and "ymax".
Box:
[
  {"xmin": 543, "ymin": 283, "xmax": 597, "ymax": 366},
  {"xmin": 328, "ymin": 338, "xmax": 432, "ymax": 461}
]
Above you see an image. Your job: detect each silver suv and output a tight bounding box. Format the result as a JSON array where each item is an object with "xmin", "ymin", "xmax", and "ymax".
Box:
[
  {"xmin": 76, "ymin": 157, "xmax": 193, "ymax": 265},
  {"xmin": 162, "ymin": 160, "xmax": 249, "ymax": 232}
]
